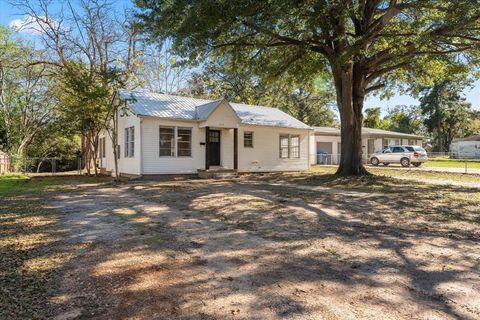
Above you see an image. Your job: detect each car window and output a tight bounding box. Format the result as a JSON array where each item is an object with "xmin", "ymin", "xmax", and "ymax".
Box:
[
  {"xmin": 405, "ymin": 146, "xmax": 414, "ymax": 152},
  {"xmin": 414, "ymin": 146, "xmax": 426, "ymax": 152},
  {"xmin": 392, "ymin": 147, "xmax": 404, "ymax": 153},
  {"xmin": 383, "ymin": 148, "xmax": 392, "ymax": 153}
]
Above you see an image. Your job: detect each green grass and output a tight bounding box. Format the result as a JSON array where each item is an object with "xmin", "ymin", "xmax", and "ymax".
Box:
[
  {"xmin": 0, "ymin": 173, "xmax": 112, "ymax": 319},
  {"xmin": 0, "ymin": 174, "xmax": 111, "ymax": 197},
  {"xmin": 424, "ymin": 157, "xmax": 480, "ymax": 169},
  {"xmin": 309, "ymin": 165, "xmax": 480, "ymax": 184}
]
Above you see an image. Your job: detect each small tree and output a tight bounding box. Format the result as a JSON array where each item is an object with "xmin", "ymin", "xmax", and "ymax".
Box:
[
  {"xmin": 16, "ymin": 0, "xmax": 141, "ymax": 178},
  {"xmin": 0, "ymin": 26, "xmax": 57, "ymax": 169}
]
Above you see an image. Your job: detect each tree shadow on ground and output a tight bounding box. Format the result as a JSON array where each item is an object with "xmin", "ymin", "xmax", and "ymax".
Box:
[{"xmin": 44, "ymin": 174, "xmax": 480, "ymax": 320}]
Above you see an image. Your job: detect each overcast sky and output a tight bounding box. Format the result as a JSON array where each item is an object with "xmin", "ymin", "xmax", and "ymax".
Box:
[{"xmin": 1, "ymin": 0, "xmax": 478, "ymax": 115}]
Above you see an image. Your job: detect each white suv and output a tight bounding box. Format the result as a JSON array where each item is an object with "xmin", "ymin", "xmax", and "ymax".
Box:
[{"xmin": 369, "ymin": 145, "xmax": 428, "ymax": 167}]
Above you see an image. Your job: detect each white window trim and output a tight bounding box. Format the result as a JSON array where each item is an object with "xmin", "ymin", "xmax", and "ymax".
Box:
[
  {"xmin": 279, "ymin": 134, "xmax": 300, "ymax": 159},
  {"xmin": 159, "ymin": 126, "xmax": 193, "ymax": 158},
  {"xmin": 177, "ymin": 127, "xmax": 192, "ymax": 157},
  {"xmin": 159, "ymin": 126, "xmax": 176, "ymax": 157},
  {"xmin": 124, "ymin": 127, "xmax": 134, "ymax": 158}
]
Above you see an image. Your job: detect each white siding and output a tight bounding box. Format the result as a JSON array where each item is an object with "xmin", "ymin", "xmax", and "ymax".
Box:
[
  {"xmin": 200, "ymin": 102, "xmax": 239, "ymax": 129},
  {"xmin": 141, "ymin": 118, "xmax": 204, "ymax": 174},
  {"xmin": 117, "ymin": 111, "xmax": 141, "ymax": 175},
  {"xmin": 451, "ymin": 141, "xmax": 480, "ymax": 158},
  {"xmin": 220, "ymin": 128, "xmax": 234, "ymax": 169},
  {"xmin": 238, "ymin": 125, "xmax": 310, "ymax": 172}
]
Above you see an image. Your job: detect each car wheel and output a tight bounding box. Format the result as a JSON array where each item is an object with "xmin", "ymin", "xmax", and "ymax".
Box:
[
  {"xmin": 401, "ymin": 157, "xmax": 410, "ymax": 167},
  {"xmin": 413, "ymin": 162, "xmax": 422, "ymax": 167},
  {"xmin": 370, "ymin": 157, "xmax": 379, "ymax": 166},
  {"xmin": 383, "ymin": 163, "xmax": 389, "ymax": 166}
]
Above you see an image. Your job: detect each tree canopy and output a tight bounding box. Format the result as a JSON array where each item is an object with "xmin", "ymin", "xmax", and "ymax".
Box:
[
  {"xmin": 184, "ymin": 56, "xmax": 337, "ymax": 127},
  {"xmin": 136, "ymin": 0, "xmax": 480, "ymax": 175},
  {"xmin": 419, "ymin": 80, "xmax": 475, "ymax": 151}
]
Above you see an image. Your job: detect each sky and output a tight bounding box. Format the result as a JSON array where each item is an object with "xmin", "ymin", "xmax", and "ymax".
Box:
[{"xmin": 1, "ymin": 0, "xmax": 479, "ymax": 115}]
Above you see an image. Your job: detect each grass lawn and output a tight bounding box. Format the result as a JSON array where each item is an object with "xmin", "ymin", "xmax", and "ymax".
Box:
[
  {"xmin": 0, "ymin": 174, "xmax": 110, "ymax": 319},
  {"xmin": 310, "ymin": 165, "xmax": 480, "ymax": 184},
  {"xmin": 424, "ymin": 157, "xmax": 480, "ymax": 168}
]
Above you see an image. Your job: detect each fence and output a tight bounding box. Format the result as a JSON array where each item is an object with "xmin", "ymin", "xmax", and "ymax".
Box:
[
  {"xmin": 313, "ymin": 152, "xmax": 480, "ymax": 173},
  {"xmin": 1, "ymin": 156, "xmax": 82, "ymax": 175}
]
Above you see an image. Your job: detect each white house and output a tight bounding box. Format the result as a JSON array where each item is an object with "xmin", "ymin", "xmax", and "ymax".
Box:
[
  {"xmin": 310, "ymin": 126, "xmax": 424, "ymax": 164},
  {"xmin": 450, "ymin": 135, "xmax": 480, "ymax": 159},
  {"xmin": 98, "ymin": 90, "xmax": 312, "ymax": 177}
]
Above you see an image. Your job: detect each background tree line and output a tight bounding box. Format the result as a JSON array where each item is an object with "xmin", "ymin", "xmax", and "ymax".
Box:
[
  {"xmin": 1, "ymin": 0, "xmax": 480, "ymax": 176},
  {"xmin": 363, "ymin": 79, "xmax": 480, "ymax": 152},
  {"xmin": 0, "ymin": 0, "xmax": 337, "ymax": 176}
]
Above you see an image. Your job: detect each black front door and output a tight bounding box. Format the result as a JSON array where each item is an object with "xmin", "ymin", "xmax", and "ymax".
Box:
[{"xmin": 209, "ymin": 130, "xmax": 221, "ymax": 166}]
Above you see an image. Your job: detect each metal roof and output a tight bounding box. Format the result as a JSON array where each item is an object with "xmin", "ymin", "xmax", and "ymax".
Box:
[
  {"xmin": 314, "ymin": 126, "xmax": 423, "ymax": 139},
  {"xmin": 118, "ymin": 90, "xmax": 311, "ymax": 129},
  {"xmin": 452, "ymin": 135, "xmax": 480, "ymax": 142}
]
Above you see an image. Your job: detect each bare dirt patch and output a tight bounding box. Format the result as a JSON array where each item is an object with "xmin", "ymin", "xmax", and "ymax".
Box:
[{"xmin": 45, "ymin": 176, "xmax": 480, "ymax": 320}]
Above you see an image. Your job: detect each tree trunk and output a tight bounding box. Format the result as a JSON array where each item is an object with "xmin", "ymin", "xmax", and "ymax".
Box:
[
  {"xmin": 436, "ymin": 104, "xmax": 443, "ymax": 152},
  {"xmin": 332, "ymin": 64, "xmax": 369, "ymax": 176}
]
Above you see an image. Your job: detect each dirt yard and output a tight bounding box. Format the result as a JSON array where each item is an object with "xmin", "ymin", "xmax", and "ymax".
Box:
[
  {"xmin": 2, "ymin": 174, "xmax": 480, "ymax": 320},
  {"xmin": 0, "ymin": 173, "xmax": 480, "ymax": 320}
]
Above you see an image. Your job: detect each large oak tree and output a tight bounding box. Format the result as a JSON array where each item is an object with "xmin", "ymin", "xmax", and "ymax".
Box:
[{"xmin": 136, "ymin": 0, "xmax": 480, "ymax": 175}]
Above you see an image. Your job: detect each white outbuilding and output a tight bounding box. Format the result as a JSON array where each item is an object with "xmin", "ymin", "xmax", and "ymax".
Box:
[{"xmin": 450, "ymin": 135, "xmax": 480, "ymax": 159}]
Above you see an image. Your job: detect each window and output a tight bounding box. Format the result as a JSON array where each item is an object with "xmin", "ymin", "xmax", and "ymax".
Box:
[
  {"xmin": 392, "ymin": 146, "xmax": 404, "ymax": 153},
  {"xmin": 177, "ymin": 128, "xmax": 192, "ymax": 157},
  {"xmin": 124, "ymin": 127, "xmax": 134, "ymax": 157},
  {"xmin": 280, "ymin": 135, "xmax": 289, "ymax": 158},
  {"xmin": 160, "ymin": 127, "xmax": 175, "ymax": 156},
  {"xmin": 98, "ymin": 137, "xmax": 106, "ymax": 158},
  {"xmin": 383, "ymin": 138, "xmax": 401, "ymax": 149},
  {"xmin": 209, "ymin": 131, "xmax": 220, "ymax": 142},
  {"xmin": 279, "ymin": 134, "xmax": 300, "ymax": 159},
  {"xmin": 102, "ymin": 138, "xmax": 106, "ymax": 158},
  {"xmin": 408, "ymin": 139, "xmax": 416, "ymax": 145},
  {"xmin": 290, "ymin": 135, "xmax": 300, "ymax": 158},
  {"xmin": 244, "ymin": 131, "xmax": 253, "ymax": 148}
]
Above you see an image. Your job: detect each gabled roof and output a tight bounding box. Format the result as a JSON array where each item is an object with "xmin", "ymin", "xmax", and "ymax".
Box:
[
  {"xmin": 314, "ymin": 126, "xmax": 423, "ymax": 139},
  {"xmin": 118, "ymin": 90, "xmax": 311, "ymax": 129},
  {"xmin": 452, "ymin": 135, "xmax": 480, "ymax": 142}
]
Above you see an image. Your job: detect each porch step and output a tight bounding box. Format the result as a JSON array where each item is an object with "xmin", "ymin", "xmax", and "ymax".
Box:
[{"xmin": 197, "ymin": 168, "xmax": 238, "ymax": 179}]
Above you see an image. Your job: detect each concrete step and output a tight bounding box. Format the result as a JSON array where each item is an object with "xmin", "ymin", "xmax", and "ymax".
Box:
[{"xmin": 197, "ymin": 168, "xmax": 238, "ymax": 179}]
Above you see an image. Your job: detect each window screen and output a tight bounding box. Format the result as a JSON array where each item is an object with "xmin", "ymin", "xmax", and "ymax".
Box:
[
  {"xmin": 160, "ymin": 127, "xmax": 175, "ymax": 156},
  {"xmin": 124, "ymin": 127, "xmax": 134, "ymax": 157},
  {"xmin": 244, "ymin": 132, "xmax": 253, "ymax": 148},
  {"xmin": 177, "ymin": 128, "xmax": 192, "ymax": 157},
  {"xmin": 279, "ymin": 135, "xmax": 289, "ymax": 158},
  {"xmin": 280, "ymin": 134, "xmax": 300, "ymax": 158},
  {"xmin": 290, "ymin": 135, "xmax": 300, "ymax": 158}
]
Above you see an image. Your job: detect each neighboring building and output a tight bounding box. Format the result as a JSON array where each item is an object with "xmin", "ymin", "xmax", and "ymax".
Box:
[
  {"xmin": 98, "ymin": 90, "xmax": 312, "ymax": 177},
  {"xmin": 450, "ymin": 135, "xmax": 480, "ymax": 159},
  {"xmin": 310, "ymin": 127, "xmax": 423, "ymax": 164}
]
